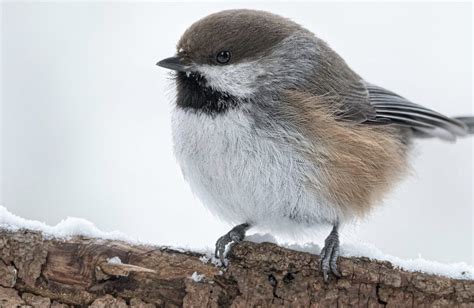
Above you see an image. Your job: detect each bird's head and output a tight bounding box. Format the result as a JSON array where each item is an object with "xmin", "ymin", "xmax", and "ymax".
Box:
[{"xmin": 157, "ymin": 9, "xmax": 319, "ymax": 114}]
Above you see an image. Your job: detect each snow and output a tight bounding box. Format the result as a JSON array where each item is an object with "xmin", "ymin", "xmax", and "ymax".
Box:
[
  {"xmin": 0, "ymin": 205, "xmax": 134, "ymax": 242},
  {"xmin": 341, "ymin": 242, "xmax": 473, "ymax": 281},
  {"xmin": 247, "ymin": 233, "xmax": 322, "ymax": 255},
  {"xmin": 0, "ymin": 205, "xmax": 472, "ymax": 280},
  {"xmin": 199, "ymin": 255, "xmax": 210, "ymax": 263},
  {"xmin": 198, "ymin": 252, "xmax": 224, "ymax": 267},
  {"xmin": 246, "ymin": 233, "xmax": 473, "ymax": 280},
  {"xmin": 107, "ymin": 256, "xmax": 122, "ymax": 265},
  {"xmin": 191, "ymin": 272, "xmax": 205, "ymax": 282}
]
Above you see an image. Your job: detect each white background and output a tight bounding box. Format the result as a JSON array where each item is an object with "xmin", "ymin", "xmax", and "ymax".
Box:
[{"xmin": 1, "ymin": 2, "xmax": 472, "ymax": 264}]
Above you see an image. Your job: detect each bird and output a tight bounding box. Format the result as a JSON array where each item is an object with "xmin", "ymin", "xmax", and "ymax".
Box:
[{"xmin": 156, "ymin": 9, "xmax": 474, "ymax": 282}]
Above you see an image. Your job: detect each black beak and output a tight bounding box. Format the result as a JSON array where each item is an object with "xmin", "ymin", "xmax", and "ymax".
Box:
[{"xmin": 156, "ymin": 56, "xmax": 188, "ymax": 72}]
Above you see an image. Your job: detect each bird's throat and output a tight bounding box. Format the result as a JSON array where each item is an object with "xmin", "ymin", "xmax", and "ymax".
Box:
[{"xmin": 175, "ymin": 71, "xmax": 244, "ymax": 115}]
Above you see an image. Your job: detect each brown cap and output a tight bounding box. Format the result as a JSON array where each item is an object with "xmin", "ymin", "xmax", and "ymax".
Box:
[{"xmin": 177, "ymin": 9, "xmax": 304, "ymax": 65}]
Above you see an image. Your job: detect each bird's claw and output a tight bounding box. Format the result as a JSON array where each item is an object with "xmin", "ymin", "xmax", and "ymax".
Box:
[
  {"xmin": 214, "ymin": 223, "xmax": 250, "ymax": 266},
  {"xmin": 215, "ymin": 234, "xmax": 231, "ymax": 265},
  {"xmin": 320, "ymin": 226, "xmax": 341, "ymax": 282}
]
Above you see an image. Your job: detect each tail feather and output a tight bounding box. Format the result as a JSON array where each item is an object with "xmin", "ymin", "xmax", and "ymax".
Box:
[
  {"xmin": 411, "ymin": 116, "xmax": 474, "ymax": 141},
  {"xmin": 454, "ymin": 116, "xmax": 474, "ymax": 134}
]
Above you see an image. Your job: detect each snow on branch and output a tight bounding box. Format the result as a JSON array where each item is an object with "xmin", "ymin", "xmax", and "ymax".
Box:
[
  {"xmin": 0, "ymin": 228, "xmax": 473, "ymax": 307},
  {"xmin": 0, "ymin": 206, "xmax": 473, "ymax": 306}
]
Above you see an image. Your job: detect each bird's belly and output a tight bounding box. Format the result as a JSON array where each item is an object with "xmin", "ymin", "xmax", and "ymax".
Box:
[{"xmin": 171, "ymin": 108, "xmax": 341, "ymax": 232}]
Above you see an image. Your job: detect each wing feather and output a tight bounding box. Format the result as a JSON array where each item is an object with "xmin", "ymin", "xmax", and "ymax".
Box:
[{"xmin": 364, "ymin": 83, "xmax": 468, "ymax": 139}]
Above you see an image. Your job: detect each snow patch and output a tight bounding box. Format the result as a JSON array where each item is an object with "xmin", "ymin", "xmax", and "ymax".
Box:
[
  {"xmin": 247, "ymin": 233, "xmax": 322, "ymax": 255},
  {"xmin": 191, "ymin": 272, "xmax": 205, "ymax": 282},
  {"xmin": 210, "ymin": 256, "xmax": 224, "ymax": 267},
  {"xmin": 0, "ymin": 205, "xmax": 135, "ymax": 242},
  {"xmin": 341, "ymin": 242, "xmax": 473, "ymax": 280},
  {"xmin": 0, "ymin": 206, "xmax": 472, "ymax": 280},
  {"xmin": 199, "ymin": 255, "xmax": 210, "ymax": 264},
  {"xmin": 245, "ymin": 233, "xmax": 473, "ymax": 280},
  {"xmin": 107, "ymin": 256, "xmax": 122, "ymax": 265}
]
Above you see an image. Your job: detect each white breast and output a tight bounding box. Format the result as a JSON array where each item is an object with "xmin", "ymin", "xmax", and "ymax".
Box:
[{"xmin": 171, "ymin": 107, "xmax": 341, "ymax": 235}]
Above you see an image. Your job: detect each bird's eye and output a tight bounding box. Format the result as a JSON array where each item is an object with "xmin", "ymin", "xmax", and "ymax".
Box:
[{"xmin": 216, "ymin": 51, "xmax": 231, "ymax": 64}]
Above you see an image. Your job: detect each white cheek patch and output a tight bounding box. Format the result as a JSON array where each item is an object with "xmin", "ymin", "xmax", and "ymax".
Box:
[{"xmin": 195, "ymin": 62, "xmax": 265, "ymax": 98}]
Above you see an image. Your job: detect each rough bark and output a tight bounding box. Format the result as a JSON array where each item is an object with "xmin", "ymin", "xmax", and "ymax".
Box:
[{"xmin": 0, "ymin": 229, "xmax": 472, "ymax": 307}]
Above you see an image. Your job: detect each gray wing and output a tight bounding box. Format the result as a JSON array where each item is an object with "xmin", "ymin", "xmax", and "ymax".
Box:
[{"xmin": 361, "ymin": 82, "xmax": 468, "ymax": 141}]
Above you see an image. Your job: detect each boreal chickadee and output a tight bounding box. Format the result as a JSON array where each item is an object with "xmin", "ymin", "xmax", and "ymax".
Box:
[{"xmin": 157, "ymin": 9, "xmax": 474, "ymax": 282}]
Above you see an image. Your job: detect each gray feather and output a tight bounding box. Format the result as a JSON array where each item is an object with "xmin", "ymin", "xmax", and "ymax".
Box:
[
  {"xmin": 411, "ymin": 127, "xmax": 457, "ymax": 142},
  {"xmin": 375, "ymin": 108, "xmax": 467, "ymax": 135},
  {"xmin": 364, "ymin": 83, "xmax": 469, "ymax": 140},
  {"xmin": 453, "ymin": 117, "xmax": 474, "ymax": 134}
]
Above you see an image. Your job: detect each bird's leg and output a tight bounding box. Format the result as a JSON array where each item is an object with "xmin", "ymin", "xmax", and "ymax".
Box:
[
  {"xmin": 215, "ymin": 223, "xmax": 250, "ymax": 265},
  {"xmin": 320, "ymin": 224, "xmax": 342, "ymax": 282}
]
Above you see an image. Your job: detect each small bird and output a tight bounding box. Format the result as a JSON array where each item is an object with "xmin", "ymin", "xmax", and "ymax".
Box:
[{"xmin": 157, "ymin": 9, "xmax": 473, "ymax": 281}]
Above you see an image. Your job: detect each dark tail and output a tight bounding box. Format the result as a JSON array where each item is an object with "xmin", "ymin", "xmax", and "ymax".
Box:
[
  {"xmin": 412, "ymin": 116, "xmax": 474, "ymax": 141},
  {"xmin": 454, "ymin": 116, "xmax": 474, "ymax": 134}
]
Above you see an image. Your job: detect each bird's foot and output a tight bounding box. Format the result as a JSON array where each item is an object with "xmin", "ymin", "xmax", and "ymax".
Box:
[
  {"xmin": 215, "ymin": 223, "xmax": 250, "ymax": 265},
  {"xmin": 320, "ymin": 225, "xmax": 342, "ymax": 282}
]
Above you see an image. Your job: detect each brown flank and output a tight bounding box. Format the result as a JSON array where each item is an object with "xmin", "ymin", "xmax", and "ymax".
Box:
[{"xmin": 281, "ymin": 91, "xmax": 410, "ymax": 219}]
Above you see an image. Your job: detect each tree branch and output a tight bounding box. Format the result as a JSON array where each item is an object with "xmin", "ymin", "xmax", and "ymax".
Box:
[{"xmin": 0, "ymin": 229, "xmax": 472, "ymax": 307}]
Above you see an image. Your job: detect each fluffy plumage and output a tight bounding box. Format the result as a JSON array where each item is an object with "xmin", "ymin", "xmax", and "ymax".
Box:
[
  {"xmin": 157, "ymin": 8, "xmax": 473, "ymax": 281},
  {"xmin": 172, "ymin": 107, "xmax": 342, "ymax": 234},
  {"xmin": 164, "ymin": 9, "xmax": 472, "ymax": 234}
]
